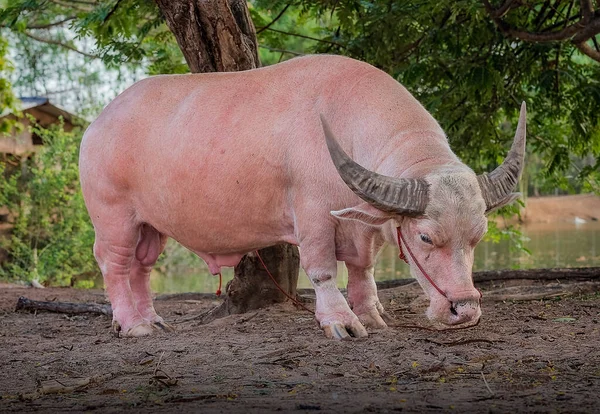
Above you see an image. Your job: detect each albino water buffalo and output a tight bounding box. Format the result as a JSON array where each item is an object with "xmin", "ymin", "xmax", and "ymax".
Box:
[{"xmin": 80, "ymin": 55, "xmax": 525, "ymax": 339}]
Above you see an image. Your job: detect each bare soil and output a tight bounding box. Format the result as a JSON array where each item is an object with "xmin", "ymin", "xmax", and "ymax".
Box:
[
  {"xmin": 521, "ymin": 194, "xmax": 600, "ymax": 223},
  {"xmin": 1, "ymin": 279, "xmax": 599, "ymax": 413}
]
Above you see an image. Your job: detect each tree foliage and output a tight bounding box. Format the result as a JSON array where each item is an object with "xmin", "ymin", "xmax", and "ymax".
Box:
[
  {"xmin": 2, "ymin": 1, "xmax": 598, "ymax": 193},
  {"xmin": 0, "ymin": 0, "xmax": 186, "ymax": 70},
  {"xmin": 0, "ymin": 34, "xmax": 17, "ymax": 132},
  {"xmin": 252, "ymin": 0, "xmax": 600, "ymax": 193},
  {"xmin": 0, "ymin": 123, "xmax": 96, "ymax": 285},
  {"xmin": 0, "ymin": 0, "xmax": 599, "ymax": 284},
  {"xmin": 0, "ymin": 0, "xmax": 185, "ymax": 116}
]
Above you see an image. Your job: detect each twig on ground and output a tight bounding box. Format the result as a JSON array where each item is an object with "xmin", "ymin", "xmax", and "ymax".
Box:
[
  {"xmin": 166, "ymin": 393, "xmax": 237, "ymax": 403},
  {"xmin": 425, "ymin": 338, "xmax": 499, "ymax": 346},
  {"xmin": 153, "ymin": 351, "xmax": 165, "ymax": 377},
  {"xmin": 237, "ymin": 312, "xmax": 259, "ymax": 324},
  {"xmin": 390, "ymin": 318, "xmax": 480, "ymax": 332},
  {"xmin": 174, "ymin": 306, "xmax": 221, "ymax": 324},
  {"xmin": 21, "ymin": 373, "xmax": 115, "ymax": 398},
  {"xmin": 150, "ymin": 351, "xmax": 178, "ymax": 387},
  {"xmin": 481, "ymin": 371, "xmax": 494, "ymax": 396}
]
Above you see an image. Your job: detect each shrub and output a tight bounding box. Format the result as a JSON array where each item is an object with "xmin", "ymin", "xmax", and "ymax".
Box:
[{"xmin": 0, "ymin": 122, "xmax": 98, "ymax": 286}]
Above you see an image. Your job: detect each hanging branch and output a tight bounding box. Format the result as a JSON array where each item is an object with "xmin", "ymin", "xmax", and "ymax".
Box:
[
  {"xmin": 48, "ymin": 0, "xmax": 94, "ymax": 12},
  {"xmin": 487, "ymin": 0, "xmax": 516, "ymax": 18},
  {"xmin": 482, "ymin": 0, "xmax": 600, "ymax": 62},
  {"xmin": 0, "ymin": 17, "xmax": 75, "ymax": 30},
  {"xmin": 256, "ymin": 4, "xmax": 290, "ymax": 34},
  {"xmin": 259, "ymin": 45, "xmax": 304, "ymax": 56},
  {"xmin": 258, "ymin": 27, "xmax": 346, "ymax": 48},
  {"xmin": 22, "ymin": 30, "xmax": 99, "ymax": 59},
  {"xmin": 575, "ymin": 38, "xmax": 600, "ymax": 60},
  {"xmin": 103, "ymin": 0, "xmax": 123, "ymax": 23},
  {"xmin": 20, "ymin": 17, "xmax": 76, "ymax": 29}
]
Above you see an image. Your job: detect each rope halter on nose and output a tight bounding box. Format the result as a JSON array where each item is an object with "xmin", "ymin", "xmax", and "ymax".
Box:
[{"xmin": 396, "ymin": 227, "xmax": 482, "ymax": 305}]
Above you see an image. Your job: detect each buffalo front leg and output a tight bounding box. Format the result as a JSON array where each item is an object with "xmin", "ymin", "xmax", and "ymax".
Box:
[
  {"xmin": 300, "ymin": 239, "xmax": 367, "ymax": 340},
  {"xmin": 346, "ymin": 264, "xmax": 391, "ymax": 329}
]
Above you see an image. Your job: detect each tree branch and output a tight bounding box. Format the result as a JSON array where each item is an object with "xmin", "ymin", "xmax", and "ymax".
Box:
[
  {"xmin": 22, "ymin": 31, "xmax": 99, "ymax": 59},
  {"xmin": 483, "ymin": 0, "xmax": 515, "ymax": 18},
  {"xmin": 483, "ymin": 0, "xmax": 600, "ymax": 45},
  {"xmin": 541, "ymin": 0, "xmax": 577, "ymax": 33},
  {"xmin": 103, "ymin": 0, "xmax": 123, "ymax": 23},
  {"xmin": 581, "ymin": 0, "xmax": 595, "ymax": 22},
  {"xmin": 532, "ymin": 0, "xmax": 551, "ymax": 31},
  {"xmin": 15, "ymin": 296, "xmax": 112, "ymax": 316},
  {"xmin": 258, "ymin": 27, "xmax": 346, "ymax": 48},
  {"xmin": 393, "ymin": 35, "xmax": 426, "ymax": 61},
  {"xmin": 0, "ymin": 17, "xmax": 76, "ymax": 30},
  {"xmin": 258, "ymin": 44, "xmax": 303, "ymax": 56},
  {"xmin": 23, "ymin": 16, "xmax": 76, "ymax": 29},
  {"xmin": 48, "ymin": 0, "xmax": 93, "ymax": 12},
  {"xmin": 504, "ymin": 23, "xmax": 582, "ymax": 42},
  {"xmin": 256, "ymin": 4, "xmax": 289, "ymax": 34},
  {"xmin": 574, "ymin": 38, "xmax": 600, "ymax": 61},
  {"xmin": 572, "ymin": 14, "xmax": 600, "ymax": 41}
]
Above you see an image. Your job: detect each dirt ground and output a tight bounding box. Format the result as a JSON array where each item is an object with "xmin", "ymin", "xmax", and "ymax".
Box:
[{"xmin": 1, "ymin": 278, "xmax": 598, "ymax": 413}]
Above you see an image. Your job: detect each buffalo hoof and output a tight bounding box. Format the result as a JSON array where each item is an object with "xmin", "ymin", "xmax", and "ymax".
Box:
[
  {"xmin": 152, "ymin": 320, "xmax": 175, "ymax": 332},
  {"xmin": 112, "ymin": 319, "xmax": 174, "ymax": 337},
  {"xmin": 323, "ymin": 321, "xmax": 368, "ymax": 340},
  {"xmin": 356, "ymin": 311, "xmax": 388, "ymax": 329},
  {"xmin": 125, "ymin": 323, "xmax": 156, "ymax": 337}
]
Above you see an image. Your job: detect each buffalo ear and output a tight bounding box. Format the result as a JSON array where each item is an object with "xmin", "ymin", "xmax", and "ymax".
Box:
[
  {"xmin": 485, "ymin": 192, "xmax": 521, "ymax": 215},
  {"xmin": 331, "ymin": 203, "xmax": 395, "ymax": 226}
]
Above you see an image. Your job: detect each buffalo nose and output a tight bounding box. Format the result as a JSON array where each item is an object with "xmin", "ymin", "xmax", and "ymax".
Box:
[{"xmin": 449, "ymin": 301, "xmax": 480, "ymax": 324}]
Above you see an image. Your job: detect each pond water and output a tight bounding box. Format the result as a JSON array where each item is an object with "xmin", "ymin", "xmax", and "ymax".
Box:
[{"xmin": 144, "ymin": 221, "xmax": 600, "ymax": 294}]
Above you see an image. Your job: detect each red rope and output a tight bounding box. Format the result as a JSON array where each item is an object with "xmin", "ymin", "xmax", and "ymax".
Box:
[
  {"xmin": 397, "ymin": 227, "xmax": 482, "ymax": 304},
  {"xmin": 252, "ymin": 231, "xmax": 482, "ymax": 329},
  {"xmin": 215, "ymin": 273, "xmax": 222, "ymax": 296},
  {"xmin": 397, "ymin": 227, "xmax": 448, "ymax": 299},
  {"xmin": 255, "ymin": 250, "xmax": 314, "ymax": 314}
]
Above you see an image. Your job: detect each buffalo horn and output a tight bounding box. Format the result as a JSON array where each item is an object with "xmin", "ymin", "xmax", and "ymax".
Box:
[
  {"xmin": 477, "ymin": 102, "xmax": 527, "ymax": 211},
  {"xmin": 320, "ymin": 115, "xmax": 429, "ymax": 217}
]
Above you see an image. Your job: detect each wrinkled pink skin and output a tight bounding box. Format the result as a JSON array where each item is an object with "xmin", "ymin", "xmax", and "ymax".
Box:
[{"xmin": 80, "ymin": 55, "xmax": 488, "ymax": 337}]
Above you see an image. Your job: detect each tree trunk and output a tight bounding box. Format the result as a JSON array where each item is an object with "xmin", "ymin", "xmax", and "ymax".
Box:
[
  {"xmin": 155, "ymin": 0, "xmax": 259, "ymax": 73},
  {"xmin": 154, "ymin": 0, "xmax": 300, "ymax": 317}
]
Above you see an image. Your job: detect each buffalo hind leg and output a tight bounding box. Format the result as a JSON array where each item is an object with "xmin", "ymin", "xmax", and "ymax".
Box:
[
  {"xmin": 346, "ymin": 264, "xmax": 391, "ymax": 329},
  {"xmin": 299, "ymin": 235, "xmax": 367, "ymax": 340},
  {"xmin": 130, "ymin": 224, "xmax": 172, "ymax": 332},
  {"xmin": 93, "ymin": 224, "xmax": 153, "ymax": 337}
]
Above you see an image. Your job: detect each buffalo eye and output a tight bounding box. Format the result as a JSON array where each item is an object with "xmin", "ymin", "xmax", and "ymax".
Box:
[{"xmin": 420, "ymin": 234, "xmax": 433, "ymax": 245}]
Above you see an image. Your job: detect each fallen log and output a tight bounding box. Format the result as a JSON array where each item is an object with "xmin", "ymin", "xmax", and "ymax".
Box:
[
  {"xmin": 473, "ymin": 267, "xmax": 600, "ymax": 283},
  {"xmin": 483, "ymin": 281, "xmax": 600, "ymax": 302},
  {"xmin": 15, "ymin": 296, "xmax": 112, "ymax": 316},
  {"xmin": 12, "ymin": 267, "xmax": 600, "ymax": 317},
  {"xmin": 373, "ymin": 267, "xmax": 600, "ymax": 290}
]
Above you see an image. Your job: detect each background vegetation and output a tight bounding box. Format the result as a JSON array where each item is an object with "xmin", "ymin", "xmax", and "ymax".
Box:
[
  {"xmin": 0, "ymin": 0, "xmax": 598, "ymax": 284},
  {"xmin": 0, "ymin": 122, "xmax": 96, "ymax": 286}
]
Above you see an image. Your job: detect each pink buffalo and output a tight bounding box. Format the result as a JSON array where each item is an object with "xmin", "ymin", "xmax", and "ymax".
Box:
[{"xmin": 80, "ymin": 55, "xmax": 525, "ymax": 339}]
